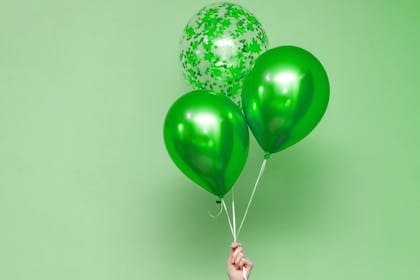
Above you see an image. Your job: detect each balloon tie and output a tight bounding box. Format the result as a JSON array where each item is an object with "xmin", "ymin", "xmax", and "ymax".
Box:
[
  {"xmin": 208, "ymin": 202, "xmax": 223, "ymax": 218},
  {"xmin": 237, "ymin": 156, "xmax": 268, "ymax": 238}
]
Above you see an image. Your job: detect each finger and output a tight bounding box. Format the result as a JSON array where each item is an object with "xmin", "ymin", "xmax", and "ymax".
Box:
[
  {"xmin": 238, "ymin": 257, "xmax": 246, "ymax": 269},
  {"xmin": 235, "ymin": 258, "xmax": 242, "ymax": 270},
  {"xmin": 229, "ymin": 249, "xmax": 237, "ymax": 264},
  {"xmin": 232, "ymin": 247, "xmax": 243, "ymax": 260},
  {"xmin": 244, "ymin": 259, "xmax": 254, "ymax": 271},
  {"xmin": 235, "ymin": 252, "xmax": 245, "ymax": 265},
  {"xmin": 228, "ymin": 246, "xmax": 236, "ymax": 264}
]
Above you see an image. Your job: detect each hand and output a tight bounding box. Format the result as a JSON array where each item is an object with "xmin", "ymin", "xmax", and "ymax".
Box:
[{"xmin": 227, "ymin": 242, "xmax": 253, "ymax": 280}]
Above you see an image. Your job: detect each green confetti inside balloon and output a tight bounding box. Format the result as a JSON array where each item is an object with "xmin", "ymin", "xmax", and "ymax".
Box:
[{"xmin": 180, "ymin": 2, "xmax": 269, "ymax": 107}]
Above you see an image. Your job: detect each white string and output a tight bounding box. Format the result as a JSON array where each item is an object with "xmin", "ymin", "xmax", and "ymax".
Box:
[
  {"xmin": 232, "ymin": 189, "xmax": 248, "ymax": 280},
  {"xmin": 232, "ymin": 188, "xmax": 237, "ymax": 242},
  {"xmin": 223, "ymin": 195, "xmax": 248, "ymax": 280},
  {"xmin": 237, "ymin": 158, "xmax": 268, "ymax": 238},
  {"xmin": 221, "ymin": 199, "xmax": 234, "ymax": 238},
  {"xmin": 243, "ymin": 267, "xmax": 248, "ymax": 280}
]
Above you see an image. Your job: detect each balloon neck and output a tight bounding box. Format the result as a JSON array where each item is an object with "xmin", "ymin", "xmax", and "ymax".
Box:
[
  {"xmin": 215, "ymin": 199, "xmax": 222, "ymax": 204},
  {"xmin": 264, "ymin": 152, "xmax": 271, "ymax": 160}
]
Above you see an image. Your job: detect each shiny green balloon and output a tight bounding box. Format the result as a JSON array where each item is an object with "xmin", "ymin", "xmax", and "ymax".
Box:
[
  {"xmin": 163, "ymin": 90, "xmax": 249, "ymax": 198},
  {"xmin": 242, "ymin": 46, "xmax": 330, "ymax": 154}
]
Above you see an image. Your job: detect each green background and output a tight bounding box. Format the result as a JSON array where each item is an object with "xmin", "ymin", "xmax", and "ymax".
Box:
[{"xmin": 0, "ymin": 0, "xmax": 419, "ymax": 279}]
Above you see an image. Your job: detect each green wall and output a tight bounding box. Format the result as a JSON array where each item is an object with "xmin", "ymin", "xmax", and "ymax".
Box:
[{"xmin": 0, "ymin": 0, "xmax": 419, "ymax": 279}]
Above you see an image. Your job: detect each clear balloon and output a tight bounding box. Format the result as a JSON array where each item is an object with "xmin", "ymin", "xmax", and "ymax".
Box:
[
  {"xmin": 163, "ymin": 90, "xmax": 249, "ymax": 198},
  {"xmin": 242, "ymin": 46, "xmax": 330, "ymax": 154},
  {"xmin": 179, "ymin": 2, "xmax": 268, "ymax": 107}
]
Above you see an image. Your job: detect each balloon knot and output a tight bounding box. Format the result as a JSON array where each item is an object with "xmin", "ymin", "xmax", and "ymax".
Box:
[
  {"xmin": 264, "ymin": 152, "xmax": 271, "ymax": 159},
  {"xmin": 215, "ymin": 199, "xmax": 221, "ymax": 204}
]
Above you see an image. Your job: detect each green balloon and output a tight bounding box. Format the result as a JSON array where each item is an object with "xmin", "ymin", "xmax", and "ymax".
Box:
[
  {"xmin": 163, "ymin": 90, "xmax": 249, "ymax": 198},
  {"xmin": 242, "ymin": 46, "xmax": 330, "ymax": 154}
]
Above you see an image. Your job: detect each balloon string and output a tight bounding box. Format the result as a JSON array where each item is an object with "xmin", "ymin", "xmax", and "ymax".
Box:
[
  {"xmin": 223, "ymin": 195, "xmax": 248, "ymax": 280},
  {"xmin": 232, "ymin": 188, "xmax": 237, "ymax": 242},
  {"xmin": 237, "ymin": 157, "xmax": 268, "ymax": 238},
  {"xmin": 221, "ymin": 199, "xmax": 234, "ymax": 239}
]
